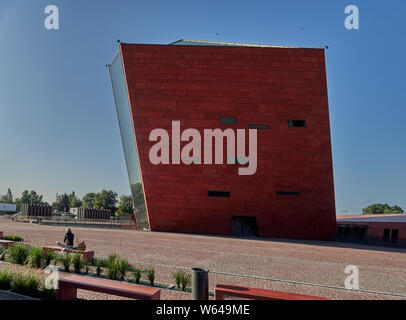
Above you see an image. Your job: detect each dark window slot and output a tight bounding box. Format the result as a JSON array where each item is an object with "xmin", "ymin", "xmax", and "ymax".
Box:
[
  {"xmin": 208, "ymin": 191, "xmax": 230, "ymax": 198},
  {"xmin": 288, "ymin": 120, "xmax": 306, "ymax": 127},
  {"xmin": 383, "ymin": 229, "xmax": 390, "ymax": 242},
  {"xmin": 391, "ymin": 229, "xmax": 399, "ymax": 244},
  {"xmin": 248, "ymin": 124, "xmax": 269, "ymax": 130},
  {"xmin": 276, "ymin": 191, "xmax": 300, "ymax": 196},
  {"xmin": 220, "ymin": 117, "xmax": 237, "ymax": 125}
]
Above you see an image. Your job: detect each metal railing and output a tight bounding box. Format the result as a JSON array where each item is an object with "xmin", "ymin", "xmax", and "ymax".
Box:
[{"xmin": 15, "ymin": 216, "xmax": 139, "ymax": 230}]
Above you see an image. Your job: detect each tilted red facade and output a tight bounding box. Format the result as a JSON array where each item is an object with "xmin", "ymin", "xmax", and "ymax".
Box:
[{"xmin": 112, "ymin": 41, "xmax": 337, "ymax": 240}]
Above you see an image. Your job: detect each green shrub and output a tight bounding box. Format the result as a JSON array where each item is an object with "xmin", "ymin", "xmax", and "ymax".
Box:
[
  {"xmin": 104, "ymin": 254, "xmax": 132, "ymax": 280},
  {"xmin": 118, "ymin": 258, "xmax": 132, "ymax": 280},
  {"xmin": 40, "ymin": 287, "xmax": 56, "ymax": 300},
  {"xmin": 173, "ymin": 270, "xmax": 191, "ymax": 291},
  {"xmin": 0, "ymin": 269, "xmax": 13, "ymax": 290},
  {"xmin": 105, "ymin": 254, "xmax": 119, "ymax": 280},
  {"xmin": 27, "ymin": 247, "xmax": 43, "ymax": 269},
  {"xmin": 84, "ymin": 259, "xmax": 90, "ymax": 274},
  {"xmin": 72, "ymin": 254, "xmax": 84, "ymax": 274},
  {"xmin": 43, "ymin": 250, "xmax": 56, "ymax": 267},
  {"xmin": 92, "ymin": 258, "xmax": 106, "ymax": 276},
  {"xmin": 146, "ymin": 267, "xmax": 155, "ymax": 286},
  {"xmin": 3, "ymin": 235, "xmax": 24, "ymax": 242},
  {"xmin": 133, "ymin": 267, "xmax": 142, "ymax": 284},
  {"xmin": 173, "ymin": 270, "xmax": 182, "ymax": 289},
  {"xmin": 181, "ymin": 273, "xmax": 191, "ymax": 291},
  {"xmin": 107, "ymin": 254, "xmax": 118, "ymax": 264},
  {"xmin": 4, "ymin": 243, "xmax": 29, "ymax": 265},
  {"xmin": 12, "ymin": 273, "xmax": 40, "ymax": 297},
  {"xmin": 56, "ymin": 253, "xmax": 72, "ymax": 272}
]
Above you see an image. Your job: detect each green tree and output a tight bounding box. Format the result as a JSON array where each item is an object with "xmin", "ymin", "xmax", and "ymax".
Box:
[
  {"xmin": 362, "ymin": 203, "xmax": 404, "ymax": 215},
  {"xmin": 116, "ymin": 195, "xmax": 134, "ymax": 217},
  {"xmin": 389, "ymin": 205, "xmax": 404, "ymax": 214},
  {"xmin": 15, "ymin": 190, "xmax": 47, "ymax": 211},
  {"xmin": 0, "ymin": 188, "xmax": 13, "ymax": 204},
  {"xmin": 94, "ymin": 190, "xmax": 118, "ymax": 215},
  {"xmin": 53, "ymin": 193, "xmax": 70, "ymax": 213},
  {"xmin": 82, "ymin": 192, "xmax": 96, "ymax": 209},
  {"xmin": 69, "ymin": 191, "xmax": 82, "ymax": 208}
]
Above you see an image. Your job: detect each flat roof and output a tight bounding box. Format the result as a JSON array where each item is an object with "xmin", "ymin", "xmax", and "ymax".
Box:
[
  {"xmin": 337, "ymin": 214, "xmax": 406, "ymax": 223},
  {"xmin": 169, "ymin": 39, "xmax": 324, "ymax": 50}
]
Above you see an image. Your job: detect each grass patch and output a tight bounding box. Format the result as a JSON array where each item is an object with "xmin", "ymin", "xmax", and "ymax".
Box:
[
  {"xmin": 173, "ymin": 270, "xmax": 191, "ymax": 291},
  {"xmin": 0, "ymin": 269, "xmax": 13, "ymax": 290},
  {"xmin": 146, "ymin": 267, "xmax": 155, "ymax": 286},
  {"xmin": 3, "ymin": 243, "xmax": 29, "ymax": 265},
  {"xmin": 43, "ymin": 250, "xmax": 57, "ymax": 267},
  {"xmin": 27, "ymin": 247, "xmax": 43, "ymax": 269},
  {"xmin": 118, "ymin": 258, "xmax": 132, "ymax": 280},
  {"xmin": 92, "ymin": 258, "xmax": 106, "ymax": 276},
  {"xmin": 83, "ymin": 259, "xmax": 91, "ymax": 274},
  {"xmin": 105, "ymin": 254, "xmax": 132, "ymax": 280},
  {"xmin": 56, "ymin": 253, "xmax": 72, "ymax": 272},
  {"xmin": 11, "ymin": 273, "xmax": 41, "ymax": 297},
  {"xmin": 3, "ymin": 235, "xmax": 24, "ymax": 242},
  {"xmin": 39, "ymin": 287, "xmax": 56, "ymax": 300},
  {"xmin": 105, "ymin": 254, "xmax": 119, "ymax": 280},
  {"xmin": 72, "ymin": 253, "xmax": 84, "ymax": 274},
  {"xmin": 0, "ymin": 268, "xmax": 56, "ymax": 300},
  {"xmin": 133, "ymin": 266, "xmax": 142, "ymax": 284}
]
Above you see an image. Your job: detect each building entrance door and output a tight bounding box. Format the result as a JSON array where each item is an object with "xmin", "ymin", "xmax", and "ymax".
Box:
[{"xmin": 232, "ymin": 216, "xmax": 258, "ymax": 237}]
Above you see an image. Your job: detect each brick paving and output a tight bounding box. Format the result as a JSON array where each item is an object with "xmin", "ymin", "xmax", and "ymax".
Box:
[{"xmin": 1, "ymin": 219, "xmax": 406, "ymax": 300}]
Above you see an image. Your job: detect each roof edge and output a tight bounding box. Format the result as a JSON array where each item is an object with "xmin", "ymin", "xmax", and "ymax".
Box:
[{"xmin": 169, "ymin": 39, "xmax": 325, "ymax": 50}]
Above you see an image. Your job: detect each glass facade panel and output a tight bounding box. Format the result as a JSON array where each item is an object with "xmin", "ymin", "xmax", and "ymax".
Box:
[{"xmin": 109, "ymin": 50, "xmax": 149, "ymax": 230}]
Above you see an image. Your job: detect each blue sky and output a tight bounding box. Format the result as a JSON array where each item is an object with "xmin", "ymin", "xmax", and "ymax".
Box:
[{"xmin": 0, "ymin": 0, "xmax": 405, "ymax": 214}]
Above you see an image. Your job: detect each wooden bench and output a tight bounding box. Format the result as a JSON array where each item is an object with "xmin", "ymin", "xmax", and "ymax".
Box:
[
  {"xmin": 0, "ymin": 240, "xmax": 15, "ymax": 249},
  {"xmin": 57, "ymin": 275, "xmax": 161, "ymax": 300},
  {"xmin": 215, "ymin": 284, "xmax": 328, "ymax": 300},
  {"xmin": 43, "ymin": 246, "xmax": 94, "ymax": 262}
]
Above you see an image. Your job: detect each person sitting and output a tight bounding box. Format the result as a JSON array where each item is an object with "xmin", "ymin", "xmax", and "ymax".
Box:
[{"xmin": 56, "ymin": 228, "xmax": 76, "ymax": 250}]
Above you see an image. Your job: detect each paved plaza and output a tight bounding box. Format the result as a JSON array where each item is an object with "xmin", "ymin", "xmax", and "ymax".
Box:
[{"xmin": 1, "ymin": 219, "xmax": 405, "ymax": 300}]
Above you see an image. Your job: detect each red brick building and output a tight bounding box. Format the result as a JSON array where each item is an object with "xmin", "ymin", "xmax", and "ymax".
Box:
[
  {"xmin": 109, "ymin": 40, "xmax": 336, "ymax": 240},
  {"xmin": 337, "ymin": 214, "xmax": 406, "ymax": 246}
]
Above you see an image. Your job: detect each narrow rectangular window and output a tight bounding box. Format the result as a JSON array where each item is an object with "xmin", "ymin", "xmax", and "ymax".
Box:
[
  {"xmin": 391, "ymin": 229, "xmax": 399, "ymax": 243},
  {"xmin": 288, "ymin": 120, "xmax": 306, "ymax": 127},
  {"xmin": 248, "ymin": 124, "xmax": 269, "ymax": 130},
  {"xmin": 383, "ymin": 229, "xmax": 390, "ymax": 242},
  {"xmin": 220, "ymin": 117, "xmax": 237, "ymax": 125},
  {"xmin": 208, "ymin": 191, "xmax": 230, "ymax": 198},
  {"xmin": 276, "ymin": 191, "xmax": 300, "ymax": 196}
]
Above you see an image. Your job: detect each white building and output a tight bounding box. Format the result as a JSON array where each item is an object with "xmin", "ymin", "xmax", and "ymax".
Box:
[{"xmin": 0, "ymin": 203, "xmax": 17, "ymax": 212}]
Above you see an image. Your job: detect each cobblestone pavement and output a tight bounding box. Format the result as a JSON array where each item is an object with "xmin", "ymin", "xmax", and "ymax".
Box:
[{"xmin": 1, "ymin": 219, "xmax": 406, "ymax": 300}]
